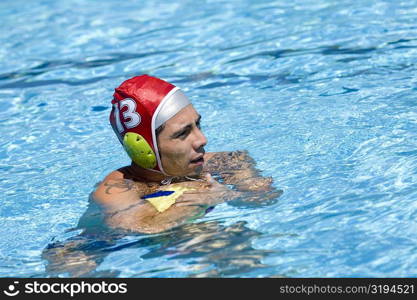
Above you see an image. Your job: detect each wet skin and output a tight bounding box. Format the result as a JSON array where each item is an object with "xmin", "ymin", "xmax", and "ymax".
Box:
[
  {"xmin": 94, "ymin": 150, "xmax": 281, "ymax": 234},
  {"xmin": 157, "ymin": 104, "xmax": 207, "ymax": 176}
]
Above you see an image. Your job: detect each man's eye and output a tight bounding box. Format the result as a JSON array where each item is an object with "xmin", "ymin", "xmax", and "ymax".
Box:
[{"xmin": 177, "ymin": 129, "xmax": 189, "ymax": 138}]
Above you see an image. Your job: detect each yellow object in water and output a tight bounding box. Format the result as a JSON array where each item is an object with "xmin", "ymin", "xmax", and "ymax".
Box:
[{"xmin": 144, "ymin": 186, "xmax": 193, "ymax": 213}]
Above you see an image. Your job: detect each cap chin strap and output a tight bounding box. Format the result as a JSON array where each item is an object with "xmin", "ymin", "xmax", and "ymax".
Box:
[
  {"xmin": 128, "ymin": 162, "xmax": 173, "ymax": 185},
  {"xmin": 140, "ymin": 163, "xmax": 174, "ymax": 184},
  {"xmin": 161, "ymin": 176, "xmax": 175, "ymax": 185},
  {"xmin": 161, "ymin": 175, "xmax": 204, "ymax": 185}
]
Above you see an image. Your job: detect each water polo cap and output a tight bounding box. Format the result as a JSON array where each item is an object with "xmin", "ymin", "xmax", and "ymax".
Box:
[{"xmin": 109, "ymin": 75, "xmax": 190, "ymax": 174}]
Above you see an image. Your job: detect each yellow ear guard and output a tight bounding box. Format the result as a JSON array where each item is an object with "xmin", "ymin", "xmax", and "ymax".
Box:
[{"xmin": 123, "ymin": 132, "xmax": 157, "ymax": 169}]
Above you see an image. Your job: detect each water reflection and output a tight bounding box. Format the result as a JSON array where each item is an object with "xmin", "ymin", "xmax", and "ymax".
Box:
[
  {"xmin": 173, "ymin": 221, "xmax": 274, "ymax": 277},
  {"xmin": 42, "ymin": 218, "xmax": 276, "ymax": 278}
]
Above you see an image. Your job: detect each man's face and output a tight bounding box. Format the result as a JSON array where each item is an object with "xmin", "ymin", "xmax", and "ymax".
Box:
[{"xmin": 157, "ymin": 104, "xmax": 207, "ymax": 176}]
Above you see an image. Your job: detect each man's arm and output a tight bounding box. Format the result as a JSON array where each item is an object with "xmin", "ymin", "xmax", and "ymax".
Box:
[
  {"xmin": 204, "ymin": 151, "xmax": 283, "ymax": 205},
  {"xmin": 92, "ymin": 172, "xmax": 233, "ymax": 234},
  {"xmin": 204, "ymin": 150, "xmax": 274, "ymax": 192}
]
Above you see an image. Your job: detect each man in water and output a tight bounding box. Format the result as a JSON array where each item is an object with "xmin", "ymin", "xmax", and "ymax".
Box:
[
  {"xmin": 93, "ymin": 74, "xmax": 280, "ymax": 234},
  {"xmin": 42, "ymin": 75, "xmax": 281, "ymax": 276}
]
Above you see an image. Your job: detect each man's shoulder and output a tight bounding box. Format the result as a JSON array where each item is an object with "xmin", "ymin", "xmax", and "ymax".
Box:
[
  {"xmin": 102, "ymin": 169, "xmax": 125, "ymax": 181},
  {"xmin": 98, "ymin": 166, "xmax": 149, "ymax": 186},
  {"xmin": 92, "ymin": 168, "xmax": 149, "ymax": 209},
  {"xmin": 96, "ymin": 168, "xmax": 132, "ymax": 189}
]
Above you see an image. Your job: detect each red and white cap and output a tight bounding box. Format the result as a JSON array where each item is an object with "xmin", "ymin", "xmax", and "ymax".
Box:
[{"xmin": 109, "ymin": 75, "xmax": 191, "ymax": 174}]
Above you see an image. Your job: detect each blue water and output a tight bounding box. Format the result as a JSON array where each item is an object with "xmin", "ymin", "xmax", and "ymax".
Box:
[{"xmin": 1, "ymin": 0, "xmax": 417, "ymax": 277}]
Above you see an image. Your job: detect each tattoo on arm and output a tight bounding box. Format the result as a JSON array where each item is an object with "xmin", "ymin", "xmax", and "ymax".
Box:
[
  {"xmin": 204, "ymin": 151, "xmax": 257, "ymax": 173},
  {"xmin": 104, "ymin": 180, "xmax": 136, "ymax": 195}
]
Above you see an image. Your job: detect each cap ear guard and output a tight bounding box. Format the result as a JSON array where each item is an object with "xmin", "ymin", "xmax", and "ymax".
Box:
[{"xmin": 123, "ymin": 132, "xmax": 157, "ymax": 169}]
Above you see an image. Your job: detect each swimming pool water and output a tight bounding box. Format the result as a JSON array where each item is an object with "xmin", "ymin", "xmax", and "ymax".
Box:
[{"xmin": 1, "ymin": 0, "xmax": 417, "ymax": 277}]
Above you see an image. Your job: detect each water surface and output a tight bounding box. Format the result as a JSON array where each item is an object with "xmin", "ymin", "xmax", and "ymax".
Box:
[{"xmin": 1, "ymin": 0, "xmax": 417, "ymax": 277}]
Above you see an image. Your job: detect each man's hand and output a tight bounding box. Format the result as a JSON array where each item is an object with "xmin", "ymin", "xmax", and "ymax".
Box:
[
  {"xmin": 234, "ymin": 176, "xmax": 274, "ymax": 192},
  {"xmin": 175, "ymin": 173, "xmax": 241, "ymax": 207},
  {"xmin": 203, "ymin": 151, "xmax": 283, "ymax": 206}
]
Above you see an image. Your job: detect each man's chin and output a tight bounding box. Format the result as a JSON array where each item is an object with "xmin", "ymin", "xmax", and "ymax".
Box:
[{"xmin": 187, "ymin": 165, "xmax": 204, "ymax": 177}]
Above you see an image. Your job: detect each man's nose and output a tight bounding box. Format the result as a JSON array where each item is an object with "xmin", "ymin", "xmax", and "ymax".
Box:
[{"xmin": 193, "ymin": 127, "xmax": 207, "ymax": 150}]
